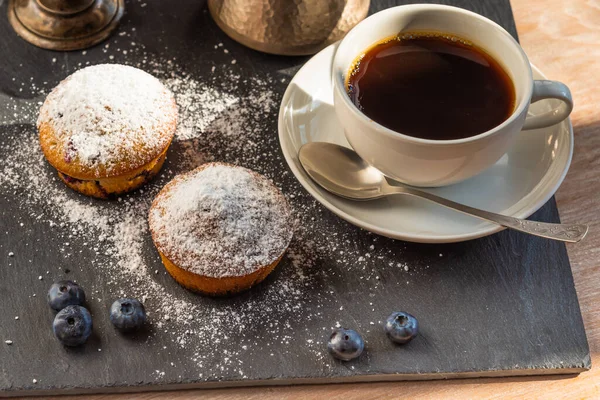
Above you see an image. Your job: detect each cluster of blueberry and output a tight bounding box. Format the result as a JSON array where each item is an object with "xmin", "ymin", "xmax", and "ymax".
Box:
[
  {"xmin": 47, "ymin": 280, "xmax": 147, "ymax": 346},
  {"xmin": 327, "ymin": 312, "xmax": 418, "ymax": 361}
]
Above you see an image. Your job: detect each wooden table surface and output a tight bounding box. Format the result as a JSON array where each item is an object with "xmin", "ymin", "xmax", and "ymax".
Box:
[{"xmin": 31, "ymin": 0, "xmax": 600, "ymax": 398}]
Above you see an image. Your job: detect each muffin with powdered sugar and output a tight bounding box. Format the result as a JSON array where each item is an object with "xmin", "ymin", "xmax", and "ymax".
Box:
[
  {"xmin": 149, "ymin": 163, "xmax": 293, "ymax": 296},
  {"xmin": 38, "ymin": 64, "xmax": 178, "ymax": 199}
]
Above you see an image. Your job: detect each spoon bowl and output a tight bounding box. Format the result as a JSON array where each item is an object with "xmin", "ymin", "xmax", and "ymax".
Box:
[{"xmin": 299, "ymin": 143, "xmax": 387, "ymax": 200}]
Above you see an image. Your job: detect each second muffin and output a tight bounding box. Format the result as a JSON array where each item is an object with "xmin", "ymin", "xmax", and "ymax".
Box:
[{"xmin": 148, "ymin": 163, "xmax": 293, "ymax": 296}]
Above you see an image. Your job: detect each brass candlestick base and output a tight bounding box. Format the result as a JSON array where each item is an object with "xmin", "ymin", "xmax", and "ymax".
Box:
[{"xmin": 8, "ymin": 0, "xmax": 124, "ymax": 51}]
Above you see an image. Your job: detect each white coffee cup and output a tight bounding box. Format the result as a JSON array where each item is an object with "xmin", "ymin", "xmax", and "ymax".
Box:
[{"xmin": 332, "ymin": 4, "xmax": 573, "ymax": 187}]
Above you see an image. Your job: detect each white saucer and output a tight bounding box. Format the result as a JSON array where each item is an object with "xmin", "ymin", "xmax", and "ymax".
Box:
[{"xmin": 278, "ymin": 43, "xmax": 573, "ymax": 243}]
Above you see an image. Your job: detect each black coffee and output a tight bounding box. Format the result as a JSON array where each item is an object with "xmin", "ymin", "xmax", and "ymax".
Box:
[{"xmin": 347, "ymin": 33, "xmax": 515, "ymax": 140}]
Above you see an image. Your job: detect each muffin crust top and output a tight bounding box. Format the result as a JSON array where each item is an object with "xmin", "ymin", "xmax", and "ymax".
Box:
[
  {"xmin": 38, "ymin": 64, "xmax": 177, "ymax": 179},
  {"xmin": 149, "ymin": 163, "xmax": 293, "ymax": 278}
]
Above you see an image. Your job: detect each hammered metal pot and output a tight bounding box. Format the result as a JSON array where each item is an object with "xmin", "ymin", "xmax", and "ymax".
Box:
[{"xmin": 208, "ymin": 0, "xmax": 370, "ymax": 56}]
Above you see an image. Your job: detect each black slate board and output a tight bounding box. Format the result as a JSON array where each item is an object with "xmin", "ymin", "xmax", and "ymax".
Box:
[{"xmin": 0, "ymin": 0, "xmax": 590, "ymax": 397}]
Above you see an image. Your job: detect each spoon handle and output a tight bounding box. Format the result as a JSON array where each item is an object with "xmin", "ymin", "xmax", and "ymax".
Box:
[{"xmin": 391, "ymin": 186, "xmax": 588, "ymax": 243}]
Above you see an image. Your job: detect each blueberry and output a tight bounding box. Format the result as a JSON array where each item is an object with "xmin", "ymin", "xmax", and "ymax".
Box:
[
  {"xmin": 327, "ymin": 328, "xmax": 364, "ymax": 361},
  {"xmin": 385, "ymin": 311, "xmax": 418, "ymax": 344},
  {"xmin": 47, "ymin": 280, "xmax": 86, "ymax": 311},
  {"xmin": 52, "ymin": 305, "xmax": 92, "ymax": 346},
  {"xmin": 110, "ymin": 298, "xmax": 147, "ymax": 332}
]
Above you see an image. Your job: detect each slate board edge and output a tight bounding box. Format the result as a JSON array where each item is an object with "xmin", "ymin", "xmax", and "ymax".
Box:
[{"xmin": 0, "ymin": 363, "xmax": 591, "ymax": 398}]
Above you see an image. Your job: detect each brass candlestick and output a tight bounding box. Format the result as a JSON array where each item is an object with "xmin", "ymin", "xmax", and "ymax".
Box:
[{"xmin": 8, "ymin": 0, "xmax": 124, "ymax": 51}]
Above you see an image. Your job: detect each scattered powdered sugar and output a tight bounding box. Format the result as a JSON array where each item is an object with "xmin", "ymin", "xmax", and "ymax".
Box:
[
  {"xmin": 149, "ymin": 163, "xmax": 292, "ymax": 277},
  {"xmin": 37, "ymin": 64, "xmax": 177, "ymax": 176},
  {"xmin": 166, "ymin": 76, "xmax": 237, "ymax": 141},
  {"xmin": 0, "ymin": 127, "xmax": 320, "ymax": 355},
  {"xmin": 0, "ymin": 31, "xmax": 413, "ymax": 379},
  {"xmin": 159, "ymin": 71, "xmax": 278, "ymax": 169},
  {"xmin": 0, "ymin": 52, "xmax": 328, "ymax": 373}
]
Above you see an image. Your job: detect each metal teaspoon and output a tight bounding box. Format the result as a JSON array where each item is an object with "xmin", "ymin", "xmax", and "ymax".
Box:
[{"xmin": 298, "ymin": 142, "xmax": 588, "ymax": 243}]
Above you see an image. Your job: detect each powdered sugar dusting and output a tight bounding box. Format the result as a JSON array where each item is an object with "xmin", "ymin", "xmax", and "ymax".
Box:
[
  {"xmin": 150, "ymin": 163, "xmax": 292, "ymax": 277},
  {"xmin": 0, "ymin": 52, "xmax": 329, "ymax": 372},
  {"xmin": 38, "ymin": 64, "xmax": 176, "ymax": 176},
  {"xmin": 0, "ymin": 32, "xmax": 413, "ymax": 380},
  {"xmin": 166, "ymin": 77, "xmax": 237, "ymax": 141}
]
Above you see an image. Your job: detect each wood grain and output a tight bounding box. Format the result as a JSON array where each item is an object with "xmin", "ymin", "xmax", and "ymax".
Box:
[{"xmin": 20, "ymin": 0, "xmax": 600, "ymax": 398}]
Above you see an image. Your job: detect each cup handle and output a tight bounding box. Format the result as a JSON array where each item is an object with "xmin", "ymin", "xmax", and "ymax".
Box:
[{"xmin": 522, "ymin": 80, "xmax": 573, "ymax": 130}]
